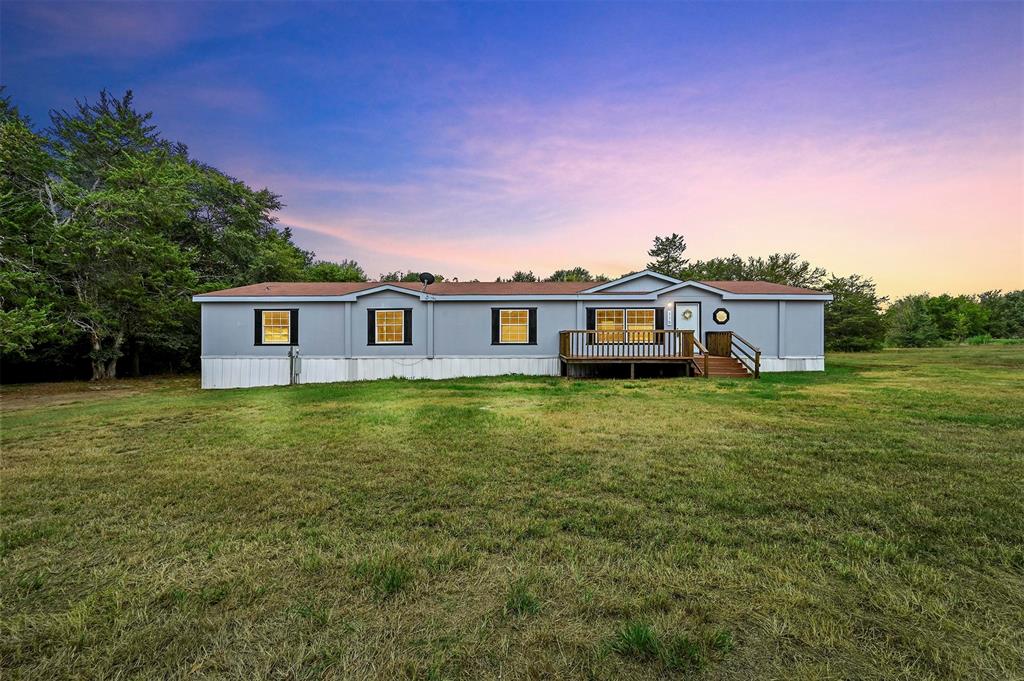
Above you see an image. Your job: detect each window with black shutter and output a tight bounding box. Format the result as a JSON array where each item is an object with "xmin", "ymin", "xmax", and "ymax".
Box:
[
  {"xmin": 254, "ymin": 309, "xmax": 298, "ymax": 346},
  {"xmin": 491, "ymin": 308, "xmax": 537, "ymax": 345},
  {"xmin": 368, "ymin": 308, "xmax": 413, "ymax": 345}
]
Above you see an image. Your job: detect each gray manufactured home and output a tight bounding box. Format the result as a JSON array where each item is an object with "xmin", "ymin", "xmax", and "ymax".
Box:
[{"xmin": 193, "ymin": 270, "xmax": 833, "ymax": 389}]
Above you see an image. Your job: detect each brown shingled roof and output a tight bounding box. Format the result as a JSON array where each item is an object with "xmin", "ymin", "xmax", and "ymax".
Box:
[
  {"xmin": 699, "ymin": 281, "xmax": 826, "ymax": 295},
  {"xmin": 201, "ymin": 282, "xmax": 375, "ymax": 296},
  {"xmin": 198, "ymin": 279, "xmax": 825, "ymax": 297},
  {"xmin": 199, "ymin": 280, "xmax": 596, "ymax": 297}
]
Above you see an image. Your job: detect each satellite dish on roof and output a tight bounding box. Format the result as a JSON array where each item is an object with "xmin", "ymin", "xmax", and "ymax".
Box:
[{"xmin": 419, "ymin": 272, "xmax": 436, "ymax": 287}]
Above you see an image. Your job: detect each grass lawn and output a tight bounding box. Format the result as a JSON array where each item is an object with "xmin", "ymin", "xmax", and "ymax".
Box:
[{"xmin": 2, "ymin": 347, "xmax": 1023, "ymax": 680}]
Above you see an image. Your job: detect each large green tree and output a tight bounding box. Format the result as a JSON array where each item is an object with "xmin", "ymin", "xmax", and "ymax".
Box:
[
  {"xmin": 0, "ymin": 97, "xmax": 65, "ymax": 359},
  {"xmin": 885, "ymin": 295, "xmax": 941, "ymax": 348},
  {"xmin": 823, "ymin": 275, "xmax": 887, "ymax": 351},
  {"xmin": 923, "ymin": 294, "xmax": 988, "ymax": 341},
  {"xmin": 44, "ymin": 109, "xmax": 199, "ymax": 378},
  {"xmin": 646, "ymin": 233, "xmax": 688, "ymax": 278},
  {"xmin": 685, "ymin": 253, "xmax": 827, "ymax": 289},
  {"xmin": 181, "ymin": 165, "xmax": 310, "ymax": 290},
  {"xmin": 1, "ymin": 89, "xmax": 363, "ymax": 380},
  {"xmin": 979, "ymin": 290, "xmax": 1024, "ymax": 338},
  {"xmin": 646, "ymin": 235, "xmax": 828, "ymax": 289}
]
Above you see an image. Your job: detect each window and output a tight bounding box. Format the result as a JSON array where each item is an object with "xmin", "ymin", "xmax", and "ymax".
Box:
[
  {"xmin": 593, "ymin": 308, "xmax": 657, "ymax": 343},
  {"xmin": 595, "ymin": 309, "xmax": 625, "ymax": 343},
  {"xmin": 713, "ymin": 307, "xmax": 730, "ymax": 325},
  {"xmin": 626, "ymin": 309, "xmax": 655, "ymax": 342},
  {"xmin": 254, "ymin": 308, "xmax": 297, "ymax": 346},
  {"xmin": 491, "ymin": 308, "xmax": 536, "ymax": 345},
  {"xmin": 260, "ymin": 311, "xmax": 292, "ymax": 346},
  {"xmin": 375, "ymin": 309, "xmax": 405, "ymax": 344},
  {"xmin": 499, "ymin": 309, "xmax": 529, "ymax": 343}
]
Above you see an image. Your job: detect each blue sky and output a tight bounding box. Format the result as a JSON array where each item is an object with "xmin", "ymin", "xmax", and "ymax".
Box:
[{"xmin": 2, "ymin": 1, "xmax": 1021, "ymax": 294}]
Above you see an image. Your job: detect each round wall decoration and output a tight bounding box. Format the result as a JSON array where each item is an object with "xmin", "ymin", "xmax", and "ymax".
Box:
[
  {"xmin": 682, "ymin": 309, "xmax": 693, "ymax": 321},
  {"xmin": 713, "ymin": 307, "xmax": 730, "ymax": 324}
]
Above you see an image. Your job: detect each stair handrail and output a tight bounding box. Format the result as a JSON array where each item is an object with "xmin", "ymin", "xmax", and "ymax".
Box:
[
  {"xmin": 729, "ymin": 333, "xmax": 761, "ymax": 378},
  {"xmin": 692, "ymin": 337, "xmax": 710, "ymax": 378}
]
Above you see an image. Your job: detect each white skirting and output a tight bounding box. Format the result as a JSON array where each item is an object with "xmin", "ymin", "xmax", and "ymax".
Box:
[
  {"xmin": 201, "ymin": 357, "xmax": 291, "ymax": 389},
  {"xmin": 759, "ymin": 357, "xmax": 825, "ymax": 372},
  {"xmin": 201, "ymin": 356, "xmax": 560, "ymax": 389},
  {"xmin": 201, "ymin": 355, "xmax": 824, "ymax": 388}
]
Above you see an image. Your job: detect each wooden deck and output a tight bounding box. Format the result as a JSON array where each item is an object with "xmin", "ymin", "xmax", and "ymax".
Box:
[{"xmin": 558, "ymin": 329, "xmax": 761, "ymax": 378}]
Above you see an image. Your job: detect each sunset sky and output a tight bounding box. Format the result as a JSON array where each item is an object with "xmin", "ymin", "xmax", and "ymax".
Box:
[{"xmin": 3, "ymin": 1, "xmax": 1022, "ymax": 296}]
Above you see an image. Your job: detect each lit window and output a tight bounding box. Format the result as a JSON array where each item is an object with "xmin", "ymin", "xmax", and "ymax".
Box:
[
  {"xmin": 375, "ymin": 309, "xmax": 405, "ymax": 344},
  {"xmin": 626, "ymin": 309, "xmax": 655, "ymax": 342},
  {"xmin": 595, "ymin": 309, "xmax": 625, "ymax": 343},
  {"xmin": 595, "ymin": 308, "xmax": 657, "ymax": 342},
  {"xmin": 713, "ymin": 308, "xmax": 730, "ymax": 324},
  {"xmin": 262, "ymin": 310, "xmax": 291, "ymax": 344},
  {"xmin": 499, "ymin": 309, "xmax": 529, "ymax": 343}
]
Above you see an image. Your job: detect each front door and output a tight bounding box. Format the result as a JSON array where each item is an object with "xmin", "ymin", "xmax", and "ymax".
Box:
[{"xmin": 675, "ymin": 303, "xmax": 701, "ymax": 340}]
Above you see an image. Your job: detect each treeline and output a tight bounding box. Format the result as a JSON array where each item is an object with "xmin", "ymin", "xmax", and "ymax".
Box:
[
  {"xmin": 1, "ymin": 90, "xmax": 370, "ymax": 381},
  {"xmin": 495, "ymin": 267, "xmax": 610, "ymax": 282},
  {"xmin": 885, "ymin": 292, "xmax": 1023, "ymax": 347},
  {"xmin": 644, "ymin": 233, "xmax": 1024, "ymax": 351}
]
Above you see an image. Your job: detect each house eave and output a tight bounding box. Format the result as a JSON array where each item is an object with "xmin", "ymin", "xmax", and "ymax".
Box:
[
  {"xmin": 193, "ymin": 293, "xmax": 664, "ymax": 303},
  {"xmin": 193, "ymin": 291, "xmax": 832, "ymax": 303}
]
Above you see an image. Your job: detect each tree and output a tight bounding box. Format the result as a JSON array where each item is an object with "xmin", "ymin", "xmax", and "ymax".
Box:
[
  {"xmin": 823, "ymin": 275, "xmax": 887, "ymax": 351},
  {"xmin": 182, "ymin": 164, "xmax": 309, "ymax": 290},
  {"xmin": 545, "ymin": 267, "xmax": 595, "ymax": 282},
  {"xmin": 646, "ymin": 236, "xmax": 828, "ymax": 289},
  {"xmin": 47, "ymin": 152, "xmax": 198, "ymax": 379},
  {"xmin": 885, "ymin": 295, "xmax": 941, "ymax": 347},
  {"xmin": 378, "ymin": 270, "xmax": 445, "ymax": 283},
  {"xmin": 646, "ymin": 233, "xmax": 688, "ymax": 278},
  {"xmin": 305, "ymin": 259, "xmax": 366, "ymax": 282},
  {"xmin": 0, "ymin": 95, "xmax": 65, "ymax": 359},
  {"xmin": 923, "ymin": 294, "xmax": 988, "ymax": 341},
  {"xmin": 979, "ymin": 290, "xmax": 1024, "ymax": 338},
  {"xmin": 1, "ymin": 88, "xmax": 368, "ymax": 380},
  {"xmin": 511, "ymin": 270, "xmax": 538, "ymax": 282},
  {"xmin": 682, "ymin": 253, "xmax": 827, "ymax": 289}
]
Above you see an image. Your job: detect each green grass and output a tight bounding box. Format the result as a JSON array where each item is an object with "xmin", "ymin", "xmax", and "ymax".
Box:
[{"xmin": 2, "ymin": 346, "xmax": 1023, "ymax": 680}]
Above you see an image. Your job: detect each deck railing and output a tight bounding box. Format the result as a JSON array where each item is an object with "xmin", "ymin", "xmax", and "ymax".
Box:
[
  {"xmin": 704, "ymin": 331, "xmax": 761, "ymax": 378},
  {"xmin": 558, "ymin": 329, "xmax": 698, "ymax": 360},
  {"xmin": 693, "ymin": 335, "xmax": 710, "ymax": 378},
  {"xmin": 730, "ymin": 332, "xmax": 761, "ymax": 378}
]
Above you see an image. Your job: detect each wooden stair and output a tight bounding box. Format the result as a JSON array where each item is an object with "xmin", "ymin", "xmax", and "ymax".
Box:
[{"xmin": 693, "ymin": 355, "xmax": 753, "ymax": 378}]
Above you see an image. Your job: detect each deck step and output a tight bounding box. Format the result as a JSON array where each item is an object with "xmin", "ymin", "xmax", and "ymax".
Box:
[{"xmin": 693, "ymin": 356, "xmax": 753, "ymax": 378}]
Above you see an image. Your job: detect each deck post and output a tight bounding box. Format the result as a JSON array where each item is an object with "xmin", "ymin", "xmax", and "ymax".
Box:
[{"xmin": 630, "ymin": 363, "xmax": 635, "ymax": 379}]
